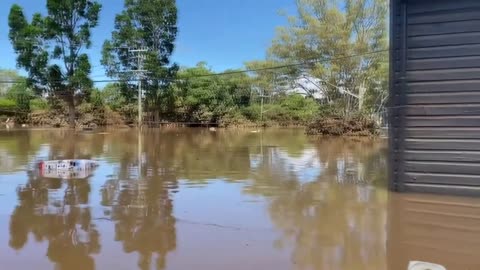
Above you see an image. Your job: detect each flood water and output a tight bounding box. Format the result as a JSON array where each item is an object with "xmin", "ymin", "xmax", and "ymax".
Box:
[{"xmin": 0, "ymin": 128, "xmax": 479, "ymax": 270}]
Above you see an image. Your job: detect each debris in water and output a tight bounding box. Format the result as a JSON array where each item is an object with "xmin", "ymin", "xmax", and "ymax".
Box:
[
  {"xmin": 306, "ymin": 116, "xmax": 378, "ymax": 136},
  {"xmin": 37, "ymin": 159, "xmax": 99, "ymax": 180},
  {"xmin": 408, "ymin": 261, "xmax": 446, "ymax": 270}
]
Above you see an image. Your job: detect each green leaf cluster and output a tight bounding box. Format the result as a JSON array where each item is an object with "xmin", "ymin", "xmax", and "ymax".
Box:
[{"xmin": 8, "ymin": 0, "xmax": 102, "ymax": 127}]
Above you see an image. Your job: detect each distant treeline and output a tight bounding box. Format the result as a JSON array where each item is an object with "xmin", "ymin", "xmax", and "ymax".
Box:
[{"xmin": 2, "ymin": 0, "xmax": 388, "ymax": 130}]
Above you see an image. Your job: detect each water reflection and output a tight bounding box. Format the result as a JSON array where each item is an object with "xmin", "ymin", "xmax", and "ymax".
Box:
[
  {"xmin": 101, "ymin": 131, "xmax": 177, "ymax": 270},
  {"xmin": 10, "ymin": 171, "xmax": 99, "ymax": 270},
  {"xmin": 100, "ymin": 178, "xmax": 176, "ymax": 270},
  {"xmin": 246, "ymin": 138, "xmax": 387, "ymax": 270},
  {"xmin": 1, "ymin": 129, "xmax": 395, "ymax": 270}
]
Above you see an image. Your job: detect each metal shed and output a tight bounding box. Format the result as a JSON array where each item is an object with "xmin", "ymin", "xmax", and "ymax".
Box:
[{"xmin": 389, "ymin": 0, "xmax": 480, "ymax": 195}]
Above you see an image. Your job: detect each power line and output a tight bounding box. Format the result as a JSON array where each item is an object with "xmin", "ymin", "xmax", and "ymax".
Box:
[
  {"xmin": 0, "ymin": 49, "xmax": 389, "ymax": 84},
  {"xmin": 176, "ymin": 49, "xmax": 389, "ymax": 79}
]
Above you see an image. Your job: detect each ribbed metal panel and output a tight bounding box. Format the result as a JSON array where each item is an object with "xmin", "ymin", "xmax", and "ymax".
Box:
[{"xmin": 390, "ymin": 0, "xmax": 480, "ymax": 194}]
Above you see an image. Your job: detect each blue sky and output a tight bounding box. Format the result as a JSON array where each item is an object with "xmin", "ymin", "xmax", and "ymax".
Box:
[{"xmin": 0, "ymin": 0, "xmax": 296, "ymax": 83}]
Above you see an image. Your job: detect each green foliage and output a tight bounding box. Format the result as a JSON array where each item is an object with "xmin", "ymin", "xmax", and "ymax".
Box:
[
  {"xmin": 30, "ymin": 98, "xmax": 50, "ymax": 111},
  {"xmin": 0, "ymin": 70, "xmax": 23, "ymax": 96},
  {"xmin": 280, "ymin": 94, "xmax": 319, "ymax": 121},
  {"xmin": 0, "ymin": 98, "xmax": 18, "ymax": 119},
  {"xmin": 268, "ymin": 0, "xmax": 388, "ymax": 113},
  {"xmin": 101, "ymin": 83, "xmax": 126, "ymax": 110},
  {"xmin": 220, "ymin": 109, "xmax": 251, "ymax": 127},
  {"xmin": 261, "ymin": 95, "xmax": 319, "ymax": 124},
  {"xmin": 2, "ymin": 0, "xmax": 386, "ymax": 128},
  {"xmin": 244, "ymin": 60, "xmax": 288, "ymax": 99},
  {"xmin": 171, "ymin": 63, "xmax": 252, "ymax": 122},
  {"xmin": 102, "ymin": 0, "xmax": 178, "ymax": 118},
  {"xmin": 0, "ymin": 98, "xmax": 17, "ymax": 112},
  {"xmin": 8, "ymin": 0, "xmax": 102, "ymax": 127},
  {"xmin": 221, "ymin": 70, "xmax": 253, "ymax": 107},
  {"xmin": 363, "ymin": 61, "xmax": 388, "ymax": 114},
  {"xmin": 0, "ymin": 76, "xmax": 34, "ymax": 123},
  {"xmin": 241, "ymin": 105, "xmax": 261, "ymax": 121},
  {"xmin": 96, "ymin": 61, "xmax": 323, "ymax": 126},
  {"xmin": 118, "ymin": 103, "xmax": 138, "ymax": 124},
  {"xmin": 6, "ymin": 79, "xmax": 33, "ymax": 112},
  {"xmin": 235, "ymin": 95, "xmax": 320, "ymax": 124},
  {"xmin": 90, "ymin": 88, "xmax": 104, "ymax": 108}
]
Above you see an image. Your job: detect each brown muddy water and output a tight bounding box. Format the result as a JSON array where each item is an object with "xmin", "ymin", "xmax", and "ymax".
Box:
[{"xmin": 0, "ymin": 128, "xmax": 479, "ymax": 270}]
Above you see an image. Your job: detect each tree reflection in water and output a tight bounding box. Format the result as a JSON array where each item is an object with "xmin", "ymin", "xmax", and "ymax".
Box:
[
  {"xmin": 8, "ymin": 130, "xmax": 103, "ymax": 270},
  {"xmin": 9, "ymin": 171, "xmax": 100, "ymax": 270},
  {"xmin": 4, "ymin": 129, "xmax": 388, "ymax": 270},
  {"xmin": 245, "ymin": 137, "xmax": 388, "ymax": 270},
  {"xmin": 101, "ymin": 130, "xmax": 178, "ymax": 270}
]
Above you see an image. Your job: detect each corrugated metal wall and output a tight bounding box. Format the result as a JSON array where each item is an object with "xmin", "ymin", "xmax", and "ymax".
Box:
[{"xmin": 390, "ymin": 0, "xmax": 480, "ymax": 195}]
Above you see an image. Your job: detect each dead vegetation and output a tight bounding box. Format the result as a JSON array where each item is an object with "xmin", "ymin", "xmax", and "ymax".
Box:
[
  {"xmin": 306, "ymin": 116, "xmax": 378, "ymax": 136},
  {"xmin": 27, "ymin": 105, "xmax": 128, "ymax": 129}
]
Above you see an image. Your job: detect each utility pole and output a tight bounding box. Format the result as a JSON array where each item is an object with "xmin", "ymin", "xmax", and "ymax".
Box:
[
  {"xmin": 259, "ymin": 89, "xmax": 270, "ymax": 124},
  {"xmin": 138, "ymin": 55, "xmax": 142, "ymax": 126},
  {"xmin": 128, "ymin": 48, "xmax": 148, "ymax": 127},
  {"xmin": 260, "ymin": 89, "xmax": 265, "ymax": 122}
]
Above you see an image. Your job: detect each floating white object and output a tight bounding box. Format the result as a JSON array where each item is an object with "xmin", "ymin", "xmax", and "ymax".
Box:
[
  {"xmin": 40, "ymin": 160, "xmax": 98, "ymax": 170},
  {"xmin": 37, "ymin": 160, "xmax": 98, "ymax": 179},
  {"xmin": 408, "ymin": 261, "xmax": 446, "ymax": 270}
]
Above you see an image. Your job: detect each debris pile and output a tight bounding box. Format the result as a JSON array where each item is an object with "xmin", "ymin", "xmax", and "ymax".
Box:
[{"xmin": 306, "ymin": 116, "xmax": 378, "ymax": 136}]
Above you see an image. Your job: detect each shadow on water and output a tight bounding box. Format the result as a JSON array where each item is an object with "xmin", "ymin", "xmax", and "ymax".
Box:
[{"xmin": 1, "ymin": 129, "xmax": 480, "ymax": 270}]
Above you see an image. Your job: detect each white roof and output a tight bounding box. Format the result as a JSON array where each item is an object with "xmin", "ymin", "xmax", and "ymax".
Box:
[{"xmin": 286, "ymin": 75, "xmax": 327, "ymax": 99}]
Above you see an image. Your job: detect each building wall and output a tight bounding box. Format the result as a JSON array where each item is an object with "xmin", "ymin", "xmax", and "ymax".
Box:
[{"xmin": 389, "ymin": 0, "xmax": 480, "ymax": 195}]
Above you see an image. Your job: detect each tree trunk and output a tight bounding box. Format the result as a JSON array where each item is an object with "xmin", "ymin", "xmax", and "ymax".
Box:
[
  {"xmin": 358, "ymin": 83, "xmax": 366, "ymax": 112},
  {"xmin": 67, "ymin": 97, "xmax": 76, "ymax": 129},
  {"xmin": 154, "ymin": 110, "xmax": 160, "ymax": 124}
]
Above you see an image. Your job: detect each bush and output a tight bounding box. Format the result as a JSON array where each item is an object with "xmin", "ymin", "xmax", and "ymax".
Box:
[
  {"xmin": 317, "ymin": 103, "xmax": 341, "ymax": 118},
  {"xmin": 30, "ymin": 98, "xmax": 49, "ymax": 111},
  {"xmin": 219, "ymin": 108, "xmax": 253, "ymax": 127},
  {"xmin": 241, "ymin": 105, "xmax": 261, "ymax": 121},
  {"xmin": 105, "ymin": 107, "xmax": 125, "ymax": 126},
  {"xmin": 278, "ymin": 94, "xmax": 319, "ymax": 122},
  {"xmin": 0, "ymin": 98, "xmax": 17, "ymax": 116},
  {"xmin": 263, "ymin": 104, "xmax": 290, "ymax": 122},
  {"xmin": 77, "ymin": 102, "xmax": 106, "ymax": 126},
  {"xmin": 90, "ymin": 88, "xmax": 105, "ymax": 108},
  {"xmin": 238, "ymin": 95, "xmax": 320, "ymax": 124},
  {"xmin": 118, "ymin": 103, "xmax": 138, "ymax": 124}
]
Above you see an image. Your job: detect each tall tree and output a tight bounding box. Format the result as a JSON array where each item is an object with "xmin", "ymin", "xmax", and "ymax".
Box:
[
  {"xmin": 102, "ymin": 0, "xmax": 178, "ymax": 123},
  {"xmin": 8, "ymin": 0, "xmax": 101, "ymax": 128},
  {"xmin": 268, "ymin": 0, "xmax": 388, "ymax": 114}
]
